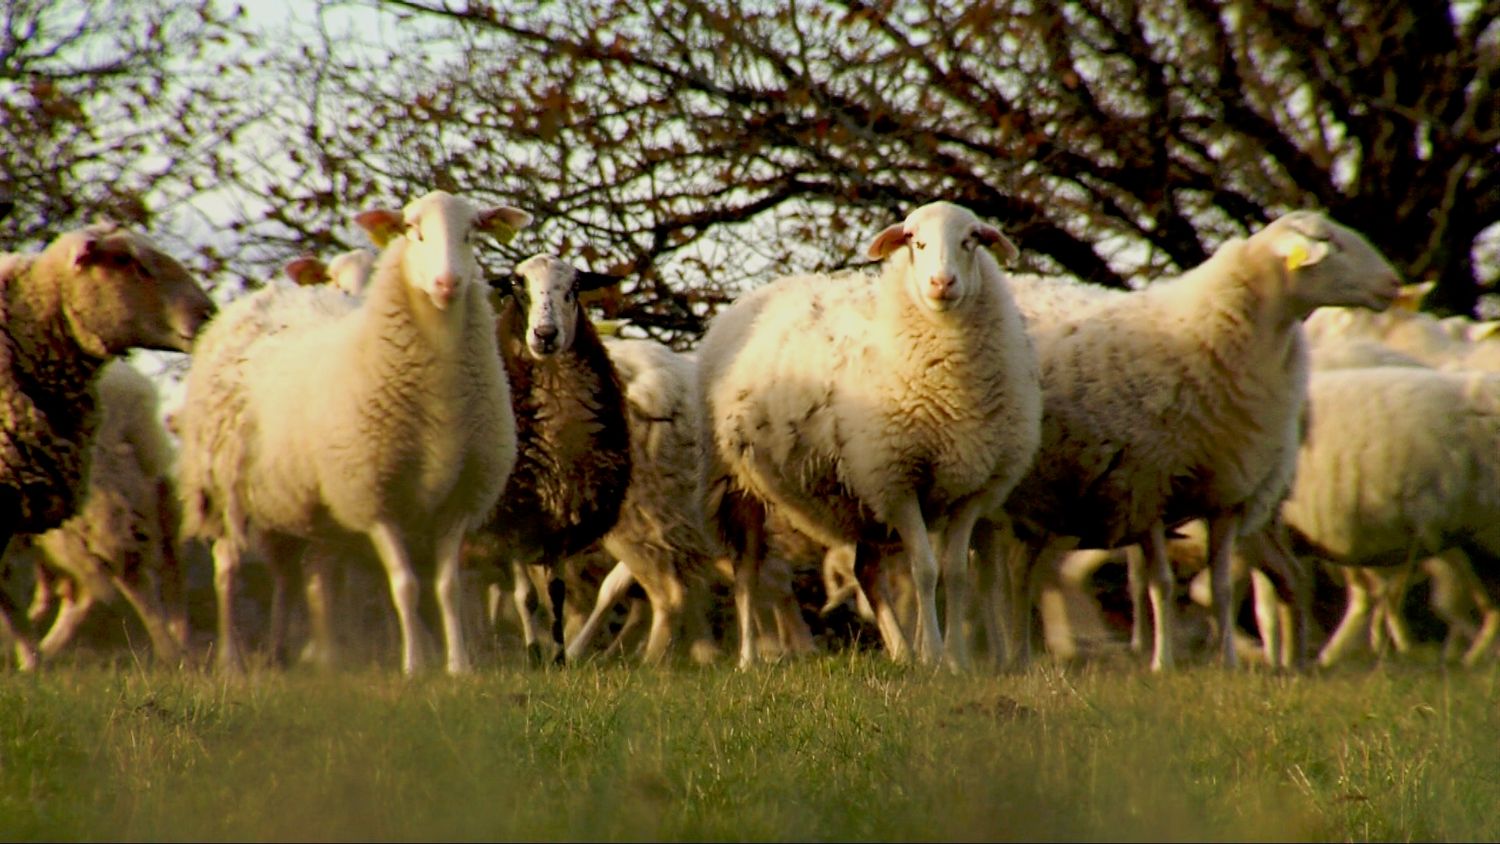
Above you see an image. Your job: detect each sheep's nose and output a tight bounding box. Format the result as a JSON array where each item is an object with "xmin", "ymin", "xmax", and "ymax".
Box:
[
  {"xmin": 928, "ymin": 273, "xmax": 957, "ymax": 299},
  {"xmin": 432, "ymin": 273, "xmax": 457, "ymax": 301},
  {"xmin": 533, "ymin": 324, "xmax": 558, "ymax": 342}
]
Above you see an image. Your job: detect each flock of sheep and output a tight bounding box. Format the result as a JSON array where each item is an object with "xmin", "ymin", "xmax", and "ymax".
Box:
[{"xmin": 2, "ymin": 188, "xmax": 1497, "ymax": 677}]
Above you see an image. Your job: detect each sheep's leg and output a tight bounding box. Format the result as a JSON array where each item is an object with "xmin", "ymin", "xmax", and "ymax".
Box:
[
  {"xmin": 1453, "ymin": 550, "xmax": 1500, "ymax": 666},
  {"xmin": 889, "ymin": 496, "xmax": 943, "ymax": 666},
  {"xmin": 858, "ymin": 546, "xmax": 910, "ymax": 662},
  {"xmin": 1379, "ymin": 551, "xmax": 1421, "ymax": 655},
  {"xmin": 1208, "ymin": 513, "xmax": 1248, "ymax": 670},
  {"xmin": 27, "ymin": 561, "xmax": 55, "ymax": 624},
  {"xmin": 970, "ymin": 519, "xmax": 1008, "ymax": 668},
  {"xmin": 1241, "ymin": 519, "xmax": 1311, "ymax": 670},
  {"xmin": 1142, "ymin": 520, "xmax": 1180, "ymax": 672},
  {"xmin": 433, "ymin": 521, "xmax": 472, "ymax": 675},
  {"xmin": 507, "ymin": 560, "xmax": 546, "ymax": 664},
  {"xmin": 1318, "ymin": 567, "xmax": 1372, "ymax": 667},
  {"xmin": 762, "ymin": 555, "xmax": 815, "ymax": 658},
  {"xmin": 682, "ymin": 574, "xmax": 722, "ymax": 665},
  {"xmin": 299, "ymin": 547, "xmax": 336, "ymax": 669},
  {"xmin": 1248, "ymin": 569, "xmax": 1280, "ymax": 669},
  {"xmin": 639, "ymin": 564, "xmax": 685, "ymax": 666},
  {"xmin": 155, "ymin": 482, "xmax": 189, "ymax": 650},
  {"xmin": 939, "ymin": 500, "xmax": 985, "ymax": 672},
  {"xmin": 566, "ymin": 560, "xmax": 635, "ymax": 663},
  {"xmin": 367, "ymin": 521, "xmax": 429, "ymax": 676},
  {"xmin": 211, "ymin": 538, "xmax": 245, "ymax": 674},
  {"xmin": 1124, "ymin": 544, "xmax": 1150, "ymax": 655},
  {"xmin": 37, "ymin": 579, "xmax": 94, "ymax": 660},
  {"xmin": 109, "ymin": 570, "xmax": 183, "ymax": 664},
  {"xmin": 546, "ymin": 573, "xmax": 567, "ymax": 666},
  {"xmin": 1012, "ymin": 535, "xmax": 1076, "ymax": 670}
]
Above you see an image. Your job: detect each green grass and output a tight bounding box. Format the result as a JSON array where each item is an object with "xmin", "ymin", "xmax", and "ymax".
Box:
[{"xmin": 1, "ymin": 653, "xmax": 1496, "ymax": 841}]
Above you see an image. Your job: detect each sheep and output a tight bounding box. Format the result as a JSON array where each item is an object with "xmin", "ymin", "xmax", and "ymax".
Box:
[
  {"xmin": 284, "ymin": 248, "xmax": 377, "ymax": 296},
  {"xmin": 698, "ymin": 200, "xmax": 1043, "ymax": 669},
  {"xmin": 175, "ymin": 189, "xmax": 529, "ymax": 676},
  {"xmin": 0, "ymin": 220, "xmax": 215, "ymax": 669},
  {"xmin": 558, "ymin": 336, "xmax": 721, "ymax": 665},
  {"xmin": 1275, "ymin": 366, "xmax": 1500, "ymax": 668},
  {"xmin": 558, "ymin": 337, "xmax": 814, "ymax": 666},
  {"xmin": 6, "ymin": 360, "xmax": 186, "ymax": 663},
  {"xmin": 990, "ymin": 210, "xmax": 1401, "ymax": 672},
  {"xmin": 462, "ymin": 254, "xmax": 633, "ymax": 665}
]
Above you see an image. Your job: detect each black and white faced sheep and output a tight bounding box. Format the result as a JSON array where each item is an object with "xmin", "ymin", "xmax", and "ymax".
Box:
[
  {"xmin": 698, "ymin": 201, "xmax": 1043, "ymax": 670},
  {"xmin": 0, "ymin": 222, "xmax": 215, "ymax": 669},
  {"xmin": 175, "ymin": 190, "xmax": 528, "ymax": 676},
  {"xmin": 992, "ymin": 210, "xmax": 1401, "ymax": 672},
  {"xmin": 468, "ymin": 254, "xmax": 632, "ymax": 664}
]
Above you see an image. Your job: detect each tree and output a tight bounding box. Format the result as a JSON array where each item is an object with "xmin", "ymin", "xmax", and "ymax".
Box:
[
  {"xmin": 0, "ymin": 0, "xmax": 255, "ymax": 280},
  {"xmin": 219, "ymin": 0, "xmax": 1499, "ymax": 344}
]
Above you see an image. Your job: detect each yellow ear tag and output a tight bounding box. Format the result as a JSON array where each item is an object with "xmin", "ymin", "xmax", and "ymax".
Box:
[{"xmin": 1285, "ymin": 244, "xmax": 1308, "ymax": 272}]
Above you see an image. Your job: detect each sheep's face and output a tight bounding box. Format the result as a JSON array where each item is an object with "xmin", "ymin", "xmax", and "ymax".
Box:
[
  {"xmin": 363, "ymin": 190, "xmax": 531, "ymax": 312},
  {"xmin": 507, "ymin": 254, "xmax": 620, "ymax": 358},
  {"xmin": 866, "ymin": 201, "xmax": 1018, "ymax": 315},
  {"xmin": 57, "ymin": 224, "xmax": 217, "ymax": 356},
  {"xmin": 1258, "ymin": 211, "xmax": 1401, "ymax": 317}
]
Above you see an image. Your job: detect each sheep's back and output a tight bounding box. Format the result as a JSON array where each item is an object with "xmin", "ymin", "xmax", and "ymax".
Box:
[
  {"xmin": 602, "ymin": 338, "xmax": 720, "ymax": 568},
  {"xmin": 1283, "ymin": 367, "xmax": 1500, "ymax": 562},
  {"xmin": 1007, "ymin": 292, "xmax": 1303, "ymax": 547}
]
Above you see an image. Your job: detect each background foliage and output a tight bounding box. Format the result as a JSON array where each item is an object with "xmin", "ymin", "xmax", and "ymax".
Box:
[{"xmin": 1, "ymin": 0, "xmax": 1496, "ymax": 346}]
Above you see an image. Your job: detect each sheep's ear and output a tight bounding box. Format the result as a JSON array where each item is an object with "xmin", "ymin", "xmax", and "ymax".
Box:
[
  {"xmin": 70, "ymin": 232, "xmax": 132, "ymax": 270},
  {"xmin": 353, "ymin": 209, "xmax": 403, "ymax": 248},
  {"xmin": 1392, "ymin": 280, "xmax": 1436, "ymax": 311},
  {"xmin": 866, "ymin": 223, "xmax": 910, "ymax": 259},
  {"xmin": 1269, "ymin": 230, "xmax": 1330, "ymax": 272},
  {"xmin": 574, "ymin": 269, "xmax": 623, "ymax": 293},
  {"xmin": 475, "ymin": 206, "xmax": 533, "ymax": 244},
  {"xmin": 1472, "ymin": 321, "xmax": 1500, "ymax": 342},
  {"xmin": 284, "ymin": 255, "xmax": 327, "ymax": 287},
  {"xmin": 489, "ymin": 273, "xmax": 517, "ymax": 297},
  {"xmin": 973, "ymin": 224, "xmax": 1019, "ymax": 266}
]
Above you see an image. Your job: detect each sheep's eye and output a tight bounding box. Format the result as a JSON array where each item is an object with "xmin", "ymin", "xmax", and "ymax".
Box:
[
  {"xmin": 564, "ymin": 288, "xmax": 576, "ymax": 303},
  {"xmin": 406, "ymin": 222, "xmax": 423, "ymax": 242}
]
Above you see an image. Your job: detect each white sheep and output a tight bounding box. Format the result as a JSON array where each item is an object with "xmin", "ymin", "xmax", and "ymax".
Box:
[
  {"xmin": 991, "ymin": 210, "xmax": 1401, "ymax": 671},
  {"xmin": 465, "ymin": 254, "xmax": 633, "ymax": 664},
  {"xmin": 698, "ymin": 200, "xmax": 1043, "ymax": 669},
  {"xmin": 284, "ymin": 248, "xmax": 377, "ymax": 296},
  {"xmin": 0, "ymin": 221, "xmax": 215, "ymax": 669},
  {"xmin": 562, "ymin": 338, "xmax": 822, "ymax": 666},
  {"xmin": 1275, "ymin": 366, "xmax": 1500, "ymax": 668},
  {"xmin": 7, "ymin": 360, "xmax": 185, "ymax": 663},
  {"xmin": 175, "ymin": 189, "xmax": 529, "ymax": 676},
  {"xmin": 561, "ymin": 336, "xmax": 724, "ymax": 664}
]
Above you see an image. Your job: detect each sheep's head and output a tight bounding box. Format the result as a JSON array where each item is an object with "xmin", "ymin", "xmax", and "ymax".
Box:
[
  {"xmin": 53, "ymin": 222, "xmax": 217, "ymax": 357},
  {"xmin": 498, "ymin": 254, "xmax": 621, "ymax": 357},
  {"xmin": 283, "ymin": 249, "xmax": 375, "ymax": 297},
  {"xmin": 354, "ymin": 190, "xmax": 532, "ymax": 311},
  {"xmin": 866, "ymin": 201, "xmax": 1018, "ymax": 315},
  {"xmin": 1256, "ymin": 210, "xmax": 1401, "ymax": 317},
  {"xmin": 326, "ymin": 249, "xmax": 376, "ymax": 297}
]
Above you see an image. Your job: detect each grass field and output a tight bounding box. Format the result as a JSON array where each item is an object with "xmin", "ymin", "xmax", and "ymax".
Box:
[{"xmin": 1, "ymin": 651, "xmax": 1496, "ymax": 842}]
